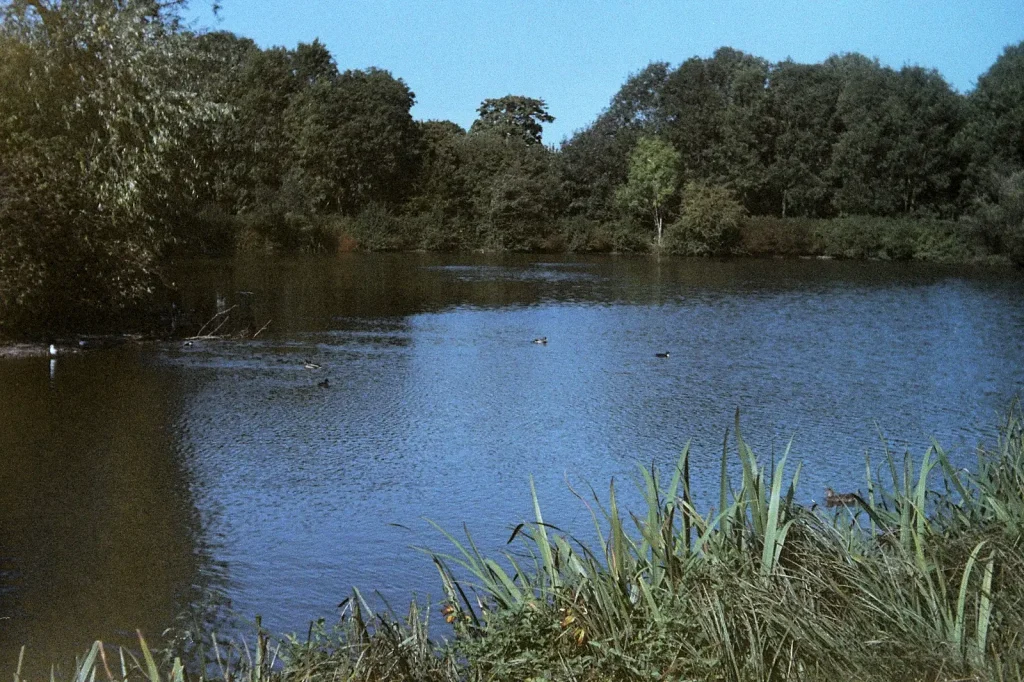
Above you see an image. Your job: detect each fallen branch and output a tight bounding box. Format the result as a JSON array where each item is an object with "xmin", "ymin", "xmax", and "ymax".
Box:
[
  {"xmin": 191, "ymin": 305, "xmax": 237, "ymax": 339},
  {"xmin": 252, "ymin": 319, "xmax": 272, "ymax": 338}
]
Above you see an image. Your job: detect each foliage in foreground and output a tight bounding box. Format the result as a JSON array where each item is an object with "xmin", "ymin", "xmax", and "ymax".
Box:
[{"xmin": 21, "ymin": 409, "xmax": 1024, "ymax": 682}]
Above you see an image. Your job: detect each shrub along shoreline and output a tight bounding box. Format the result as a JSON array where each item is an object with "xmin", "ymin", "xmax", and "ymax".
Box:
[
  {"xmin": 183, "ymin": 207, "xmax": 1021, "ymax": 267},
  {"xmin": 16, "ymin": 409, "xmax": 1024, "ymax": 682}
]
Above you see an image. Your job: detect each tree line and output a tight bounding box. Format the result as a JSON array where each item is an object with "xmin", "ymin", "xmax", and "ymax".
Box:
[{"xmin": 1, "ymin": 0, "xmax": 1023, "ymax": 333}]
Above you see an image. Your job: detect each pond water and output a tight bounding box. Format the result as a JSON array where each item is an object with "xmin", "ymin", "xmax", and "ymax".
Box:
[{"xmin": 2, "ymin": 253, "xmax": 1023, "ymax": 672}]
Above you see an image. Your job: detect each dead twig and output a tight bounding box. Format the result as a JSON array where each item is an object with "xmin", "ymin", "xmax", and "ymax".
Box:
[
  {"xmin": 252, "ymin": 319, "xmax": 272, "ymax": 338},
  {"xmin": 190, "ymin": 305, "xmax": 237, "ymax": 339}
]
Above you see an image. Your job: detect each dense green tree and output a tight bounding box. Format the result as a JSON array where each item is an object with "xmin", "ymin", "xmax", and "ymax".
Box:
[
  {"xmin": 600, "ymin": 61, "xmax": 671, "ymax": 132},
  {"xmin": 222, "ymin": 44, "xmax": 305, "ymax": 211},
  {"xmin": 704, "ymin": 48, "xmax": 772, "ymax": 207},
  {"xmin": 407, "ymin": 121, "xmax": 470, "ymax": 216},
  {"xmin": 470, "ymin": 95, "xmax": 555, "ymax": 145},
  {"xmin": 659, "ymin": 47, "xmax": 770, "ymax": 201},
  {"xmin": 615, "ymin": 137, "xmax": 681, "ymax": 246},
  {"xmin": 178, "ymin": 31, "xmax": 258, "ymax": 213},
  {"xmin": 451, "ymin": 99, "xmax": 564, "ymax": 249},
  {"xmin": 967, "ymin": 42, "xmax": 1024, "ymax": 173},
  {"xmin": 960, "ymin": 42, "xmax": 1024, "ymax": 206},
  {"xmin": 560, "ymin": 62, "xmax": 669, "ymax": 220},
  {"xmin": 826, "ymin": 57, "xmax": 964, "ymax": 216},
  {"xmin": 660, "ymin": 56, "xmax": 726, "ymax": 182},
  {"xmin": 887, "ymin": 66, "xmax": 965, "ymax": 215},
  {"xmin": 666, "ymin": 182, "xmax": 746, "ymax": 255},
  {"xmin": 291, "ymin": 38, "xmax": 337, "ymax": 86},
  {"xmin": 0, "ymin": 0, "xmax": 222, "ymax": 332},
  {"xmin": 762, "ymin": 60, "xmax": 842, "ymax": 217},
  {"xmin": 403, "ymin": 120, "xmax": 474, "ymax": 247},
  {"xmin": 283, "ymin": 67, "xmax": 419, "ymax": 214}
]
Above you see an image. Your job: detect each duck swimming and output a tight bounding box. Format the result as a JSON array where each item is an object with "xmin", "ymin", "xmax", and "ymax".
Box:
[
  {"xmin": 655, "ymin": 351, "xmax": 670, "ymax": 358},
  {"xmin": 303, "ymin": 360, "xmax": 322, "ymax": 370},
  {"xmin": 824, "ymin": 488, "xmax": 859, "ymax": 507},
  {"xmin": 318, "ymin": 378, "xmax": 330, "ymax": 388},
  {"xmin": 532, "ymin": 337, "xmax": 547, "ymax": 345}
]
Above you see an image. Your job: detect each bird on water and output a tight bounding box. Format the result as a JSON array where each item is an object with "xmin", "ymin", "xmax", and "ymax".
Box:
[
  {"xmin": 824, "ymin": 488, "xmax": 859, "ymax": 507},
  {"xmin": 532, "ymin": 337, "xmax": 547, "ymax": 345},
  {"xmin": 655, "ymin": 351, "xmax": 670, "ymax": 358}
]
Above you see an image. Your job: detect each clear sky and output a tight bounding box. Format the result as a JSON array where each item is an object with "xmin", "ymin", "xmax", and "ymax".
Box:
[{"xmin": 187, "ymin": 0, "xmax": 1024, "ymax": 145}]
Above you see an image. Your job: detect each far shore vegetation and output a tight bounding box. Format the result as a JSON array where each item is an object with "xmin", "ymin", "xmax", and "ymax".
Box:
[
  {"xmin": 1, "ymin": 1, "xmax": 1024, "ymax": 337},
  {"xmin": 11, "ymin": 408, "xmax": 1024, "ymax": 682}
]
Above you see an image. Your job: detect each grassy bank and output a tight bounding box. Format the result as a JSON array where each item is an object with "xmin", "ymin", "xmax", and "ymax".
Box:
[{"xmin": 15, "ymin": 411, "xmax": 1024, "ymax": 681}]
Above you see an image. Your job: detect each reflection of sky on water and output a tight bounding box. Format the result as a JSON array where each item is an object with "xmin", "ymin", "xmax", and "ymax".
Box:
[
  {"xmin": 3, "ymin": 255, "xmax": 1024, "ymax": 662},
  {"xmin": 163, "ymin": 257, "xmax": 1024, "ymax": 639}
]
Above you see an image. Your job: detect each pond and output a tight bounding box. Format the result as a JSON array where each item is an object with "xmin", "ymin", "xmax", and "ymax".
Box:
[{"xmin": 2, "ymin": 253, "xmax": 1023, "ymax": 672}]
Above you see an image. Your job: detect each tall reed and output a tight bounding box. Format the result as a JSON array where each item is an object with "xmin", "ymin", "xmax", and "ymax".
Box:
[{"xmin": 429, "ymin": 409, "xmax": 1024, "ymax": 681}]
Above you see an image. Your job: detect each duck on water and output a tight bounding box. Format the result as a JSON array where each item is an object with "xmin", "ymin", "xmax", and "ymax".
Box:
[{"xmin": 824, "ymin": 488, "xmax": 860, "ymax": 507}]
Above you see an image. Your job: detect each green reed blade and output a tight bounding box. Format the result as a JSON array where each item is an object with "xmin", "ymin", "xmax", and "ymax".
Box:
[
  {"xmin": 135, "ymin": 633, "xmax": 159, "ymax": 682},
  {"xmin": 74, "ymin": 643, "xmax": 100, "ymax": 682},
  {"xmin": 529, "ymin": 476, "xmax": 560, "ymax": 590}
]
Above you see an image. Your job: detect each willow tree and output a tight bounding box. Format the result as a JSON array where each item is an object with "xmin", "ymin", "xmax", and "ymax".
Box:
[
  {"xmin": 615, "ymin": 136, "xmax": 680, "ymax": 247},
  {"xmin": 0, "ymin": 0, "xmax": 223, "ymax": 333}
]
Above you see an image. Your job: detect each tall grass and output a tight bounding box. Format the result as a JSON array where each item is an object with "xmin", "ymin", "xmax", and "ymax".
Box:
[
  {"xmin": 429, "ymin": 409, "xmax": 1024, "ymax": 681},
  {"xmin": 17, "ymin": 410, "xmax": 1024, "ymax": 682}
]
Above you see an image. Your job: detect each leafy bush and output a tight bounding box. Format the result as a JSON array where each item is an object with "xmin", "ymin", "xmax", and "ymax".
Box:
[
  {"xmin": 966, "ymin": 171, "xmax": 1024, "ymax": 265},
  {"xmin": 739, "ymin": 216, "xmax": 819, "ymax": 256},
  {"xmin": 813, "ymin": 216, "xmax": 979, "ymax": 262},
  {"xmin": 403, "ymin": 211, "xmax": 467, "ymax": 252},
  {"xmin": 234, "ymin": 209, "xmax": 288, "ymax": 254},
  {"xmin": 605, "ymin": 217, "xmax": 653, "ymax": 253},
  {"xmin": 346, "ymin": 203, "xmax": 417, "ymax": 251},
  {"xmin": 665, "ymin": 182, "xmax": 745, "ymax": 255},
  {"xmin": 555, "ymin": 216, "xmax": 616, "ymax": 253},
  {"xmin": 0, "ymin": 1, "xmax": 223, "ymax": 336},
  {"xmin": 0, "ymin": 163, "xmax": 163, "ymax": 335},
  {"xmin": 170, "ymin": 204, "xmax": 238, "ymax": 257}
]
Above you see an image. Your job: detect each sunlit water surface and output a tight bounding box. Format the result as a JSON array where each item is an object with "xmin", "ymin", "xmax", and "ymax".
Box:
[{"xmin": 2, "ymin": 254, "xmax": 1023, "ymax": 672}]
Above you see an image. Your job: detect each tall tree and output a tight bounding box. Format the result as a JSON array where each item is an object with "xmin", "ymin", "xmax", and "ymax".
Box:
[
  {"xmin": 407, "ymin": 120, "xmax": 471, "ymax": 222},
  {"xmin": 560, "ymin": 62, "xmax": 669, "ymax": 220},
  {"xmin": 615, "ymin": 137, "xmax": 680, "ymax": 246},
  {"xmin": 828, "ymin": 55, "xmax": 964, "ymax": 216},
  {"xmin": 470, "ymin": 95, "xmax": 555, "ymax": 145},
  {"xmin": 457, "ymin": 127, "xmax": 561, "ymax": 250},
  {"xmin": 961, "ymin": 41, "xmax": 1024, "ymax": 205},
  {"xmin": 283, "ymin": 67, "xmax": 419, "ymax": 214},
  {"xmin": 762, "ymin": 60, "xmax": 842, "ymax": 217},
  {"xmin": 659, "ymin": 47, "xmax": 770, "ymax": 199},
  {"xmin": 968, "ymin": 42, "xmax": 1024, "ymax": 173},
  {"xmin": 0, "ymin": 0, "xmax": 222, "ymax": 332}
]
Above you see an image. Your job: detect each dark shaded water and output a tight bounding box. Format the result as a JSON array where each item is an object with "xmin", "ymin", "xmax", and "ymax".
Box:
[{"xmin": 2, "ymin": 254, "xmax": 1023, "ymax": 672}]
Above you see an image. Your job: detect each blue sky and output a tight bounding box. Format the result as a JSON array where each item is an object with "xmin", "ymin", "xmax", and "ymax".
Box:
[{"xmin": 188, "ymin": 0, "xmax": 1024, "ymax": 145}]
